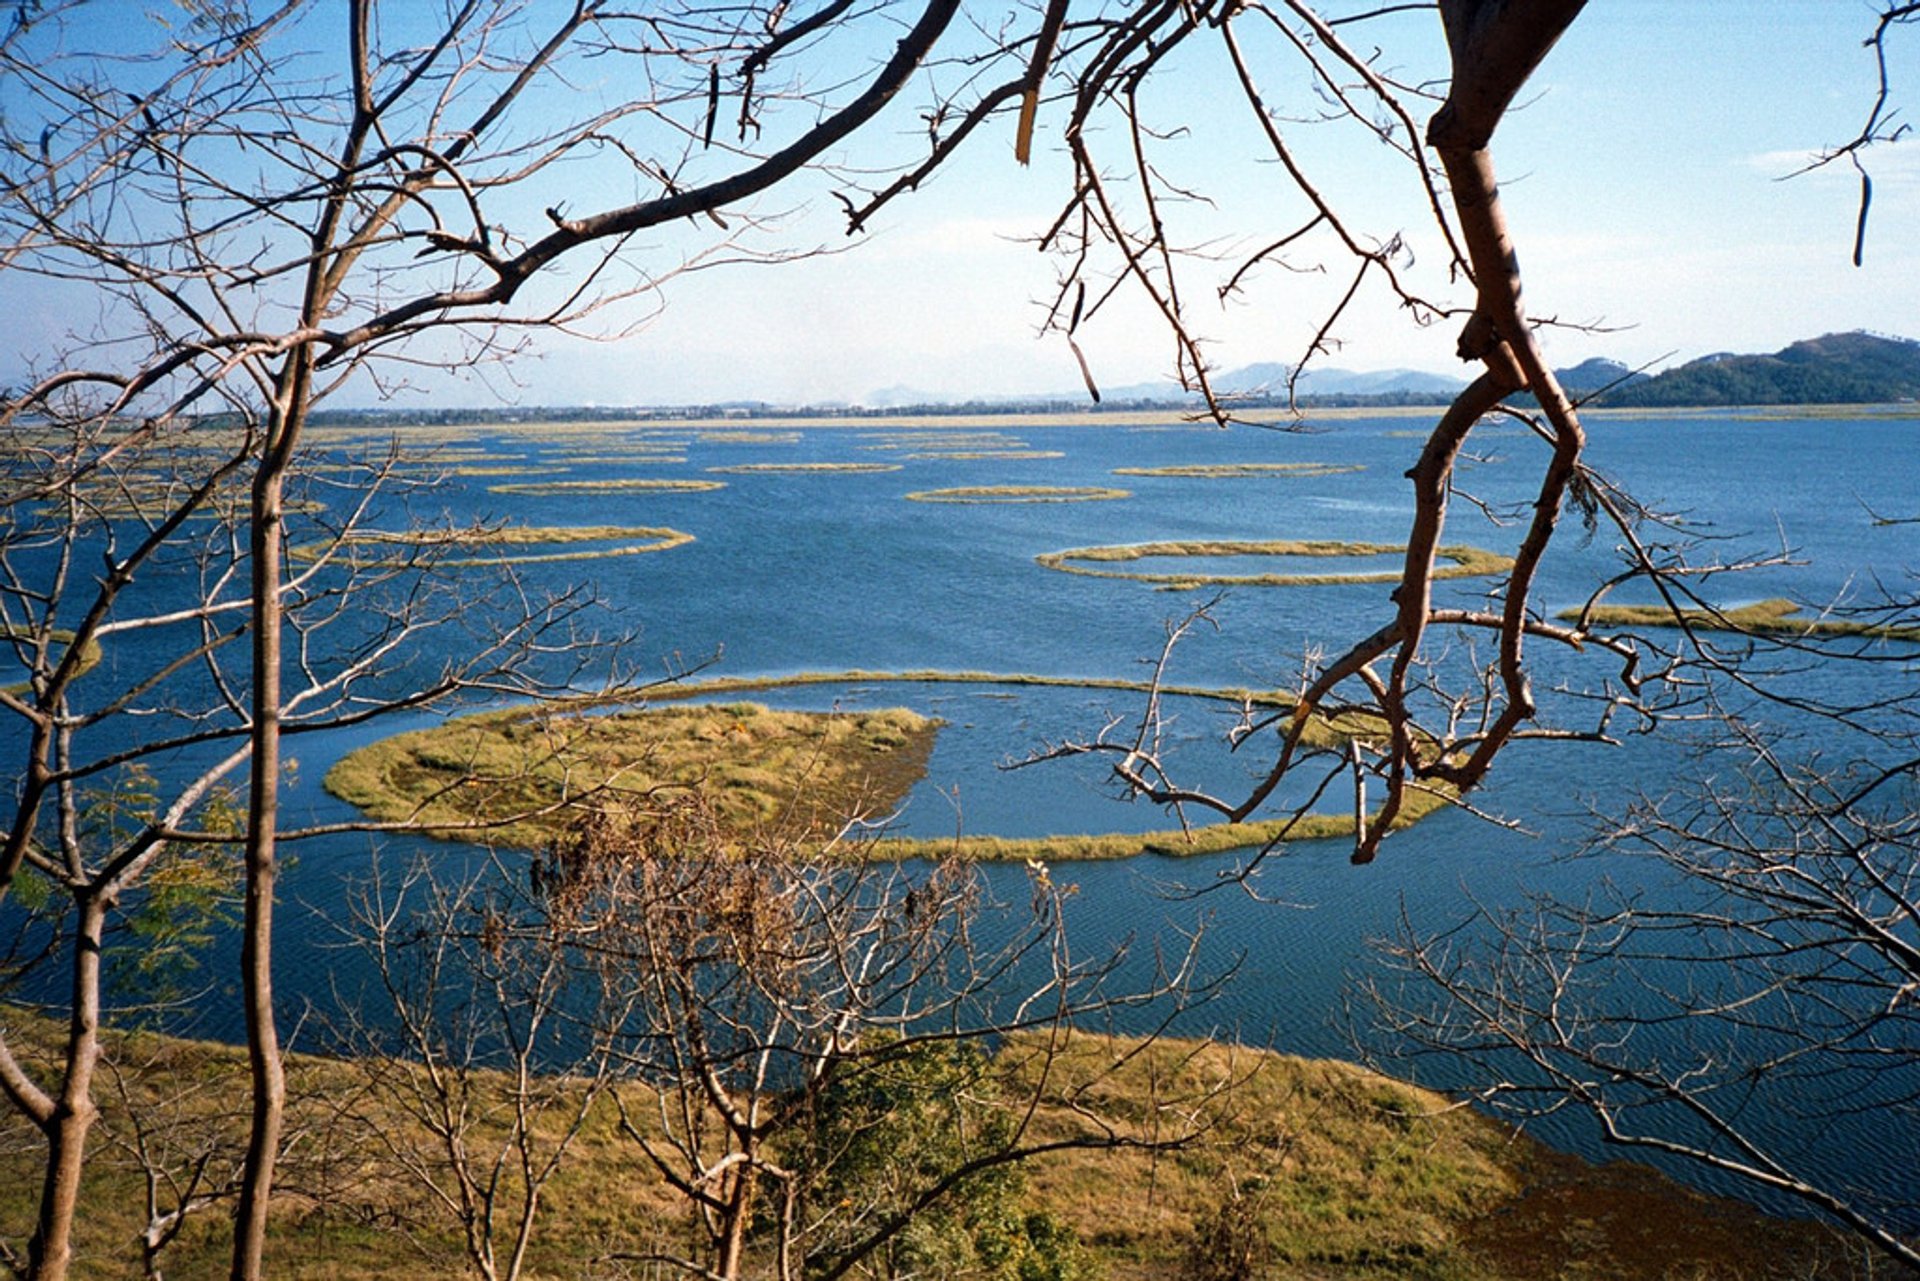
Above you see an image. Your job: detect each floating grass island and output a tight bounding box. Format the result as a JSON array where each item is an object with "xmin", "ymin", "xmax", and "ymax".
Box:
[
  {"xmin": 325, "ymin": 701, "xmax": 940, "ymax": 851},
  {"xmin": 905, "ymin": 449, "xmax": 1065, "ymax": 461},
  {"xmin": 695, "ymin": 430, "xmax": 801, "ymax": 444},
  {"xmin": 704, "ymin": 462, "xmax": 902, "ymax": 474},
  {"xmin": 290, "ymin": 524, "xmax": 693, "ymax": 568},
  {"xmin": 861, "ymin": 433, "xmax": 1030, "ymax": 451},
  {"xmin": 486, "ymin": 477, "xmax": 725, "ymax": 496},
  {"xmin": 905, "ymin": 485, "xmax": 1131, "ymax": 504},
  {"xmin": 1, "ymin": 627, "xmax": 102, "ymax": 694},
  {"xmin": 1560, "ymin": 598, "xmax": 1920, "ymax": 642},
  {"xmin": 1112, "ymin": 462, "xmax": 1364, "ymax": 479},
  {"xmin": 325, "ymin": 670, "xmax": 1452, "ymax": 860},
  {"xmin": 1036, "ymin": 540, "xmax": 1514, "ymax": 588}
]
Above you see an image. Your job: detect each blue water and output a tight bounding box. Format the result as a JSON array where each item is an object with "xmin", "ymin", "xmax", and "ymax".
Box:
[{"xmin": 7, "ymin": 407, "xmax": 1920, "ymax": 1230}]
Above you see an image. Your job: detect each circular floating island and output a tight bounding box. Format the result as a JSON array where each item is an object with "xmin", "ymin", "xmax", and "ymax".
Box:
[
  {"xmin": 292, "ymin": 523, "xmax": 694, "ymax": 567},
  {"xmin": 1112, "ymin": 462, "xmax": 1364, "ymax": 479},
  {"xmin": 323, "ymin": 670, "xmax": 1453, "ymax": 861},
  {"xmin": 905, "ymin": 485, "xmax": 1131, "ymax": 504},
  {"xmin": 487, "ymin": 477, "xmax": 725, "ymax": 496},
  {"xmin": 1036, "ymin": 539, "xmax": 1513, "ymax": 587}
]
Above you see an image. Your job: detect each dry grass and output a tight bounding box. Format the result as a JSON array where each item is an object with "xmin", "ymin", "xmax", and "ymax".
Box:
[
  {"xmin": 703, "ymin": 462, "xmax": 902, "ymax": 474},
  {"xmin": 1036, "ymin": 539, "xmax": 1515, "ymax": 588},
  {"xmin": 1560, "ymin": 598, "xmax": 1920, "ymax": 643},
  {"xmin": 325, "ymin": 671, "xmax": 1456, "ymax": 862},
  {"xmin": 485, "ymin": 477, "xmax": 725, "ymax": 496},
  {"xmin": 903, "ymin": 449, "xmax": 1065, "ymax": 460},
  {"xmin": 0, "ymin": 1015, "xmax": 1864, "ymax": 1280},
  {"xmin": 1111, "ymin": 462, "xmax": 1364, "ymax": 479},
  {"xmin": 323, "ymin": 701, "xmax": 940, "ymax": 850},
  {"xmin": 1, "ymin": 626, "xmax": 102, "ymax": 693},
  {"xmin": 904, "ymin": 485, "xmax": 1131, "ymax": 503},
  {"xmin": 288, "ymin": 524, "xmax": 694, "ymax": 568}
]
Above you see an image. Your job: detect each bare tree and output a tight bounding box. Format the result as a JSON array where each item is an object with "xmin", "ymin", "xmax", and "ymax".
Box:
[
  {"xmin": 350, "ymin": 796, "xmax": 1221, "ymax": 1281},
  {"xmin": 0, "ymin": 2, "xmax": 1065, "ymax": 1275},
  {"xmin": 335, "ymin": 855, "xmax": 636, "ymax": 1281},
  {"xmin": 841, "ymin": 0, "xmax": 1650, "ymax": 870},
  {"xmin": 1362, "ymin": 617, "xmax": 1920, "ymax": 1271}
]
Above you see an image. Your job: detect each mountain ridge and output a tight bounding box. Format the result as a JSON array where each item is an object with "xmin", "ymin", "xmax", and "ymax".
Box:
[{"xmin": 860, "ymin": 331, "xmax": 1919, "ymax": 413}]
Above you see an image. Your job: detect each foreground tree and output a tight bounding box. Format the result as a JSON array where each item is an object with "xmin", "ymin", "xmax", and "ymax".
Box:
[
  {"xmin": 0, "ymin": 2, "xmax": 1069, "ymax": 1274},
  {"xmin": 342, "ymin": 796, "xmax": 1213, "ymax": 1281}
]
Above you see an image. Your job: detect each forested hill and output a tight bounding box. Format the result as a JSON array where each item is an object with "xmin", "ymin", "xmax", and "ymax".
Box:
[{"xmin": 1588, "ymin": 331, "xmax": 1920, "ymax": 407}]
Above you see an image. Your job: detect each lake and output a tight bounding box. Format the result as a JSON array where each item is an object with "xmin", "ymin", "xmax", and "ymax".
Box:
[{"xmin": 8, "ymin": 404, "xmax": 1920, "ymax": 1228}]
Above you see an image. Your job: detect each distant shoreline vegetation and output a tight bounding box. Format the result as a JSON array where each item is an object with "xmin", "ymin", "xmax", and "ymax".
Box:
[
  {"xmin": 1037, "ymin": 539, "xmax": 1514, "ymax": 588},
  {"xmin": 905, "ymin": 485, "xmax": 1131, "ymax": 503},
  {"xmin": 323, "ymin": 669, "xmax": 1452, "ymax": 861}
]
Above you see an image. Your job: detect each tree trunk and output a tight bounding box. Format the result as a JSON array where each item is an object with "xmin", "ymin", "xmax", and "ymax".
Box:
[
  {"xmin": 231, "ymin": 457, "xmax": 289, "ymax": 1280},
  {"xmin": 26, "ymin": 895, "xmax": 107, "ymax": 1281},
  {"xmin": 716, "ymin": 1165, "xmax": 757, "ymax": 1281}
]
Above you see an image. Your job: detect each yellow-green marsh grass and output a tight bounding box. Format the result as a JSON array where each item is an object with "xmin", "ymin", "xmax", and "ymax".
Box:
[
  {"xmin": 1, "ymin": 1003, "xmax": 1849, "ymax": 1281},
  {"xmin": 332, "ymin": 669, "xmax": 1452, "ymax": 861},
  {"xmin": 546, "ymin": 454, "xmax": 689, "ymax": 465},
  {"xmin": 486, "ymin": 477, "xmax": 725, "ymax": 496},
  {"xmin": 290, "ymin": 524, "xmax": 693, "ymax": 569},
  {"xmin": 703, "ymin": 462, "xmax": 902, "ymax": 474},
  {"xmin": 1560, "ymin": 597, "xmax": 1920, "ymax": 643},
  {"xmin": 1, "ymin": 627, "xmax": 102, "ymax": 694},
  {"xmin": 419, "ymin": 464, "xmax": 564, "ymax": 478},
  {"xmin": 695, "ymin": 429, "xmax": 802, "ymax": 444},
  {"xmin": 905, "ymin": 485, "xmax": 1131, "ymax": 504},
  {"xmin": 0, "ymin": 1007, "xmax": 1840, "ymax": 1281},
  {"xmin": 1037, "ymin": 539, "xmax": 1514, "ymax": 588},
  {"xmin": 324, "ymin": 701, "xmax": 939, "ymax": 850},
  {"xmin": 904, "ymin": 449, "xmax": 1065, "ymax": 461},
  {"xmin": 1112, "ymin": 462, "xmax": 1364, "ymax": 479}
]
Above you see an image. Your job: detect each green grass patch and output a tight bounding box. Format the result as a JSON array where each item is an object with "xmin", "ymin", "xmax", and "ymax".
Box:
[
  {"xmin": 289, "ymin": 524, "xmax": 693, "ymax": 568},
  {"xmin": 486, "ymin": 477, "xmax": 724, "ymax": 496},
  {"xmin": 1112, "ymin": 462, "xmax": 1364, "ymax": 478},
  {"xmin": 704, "ymin": 462, "xmax": 902, "ymax": 474},
  {"xmin": 1037, "ymin": 540, "xmax": 1514, "ymax": 588},
  {"xmin": 0, "ymin": 1011, "xmax": 1850, "ymax": 1281},
  {"xmin": 1560, "ymin": 598, "xmax": 1920, "ymax": 643},
  {"xmin": 323, "ymin": 701, "xmax": 941, "ymax": 850},
  {"xmin": 905, "ymin": 485, "xmax": 1131, "ymax": 504}
]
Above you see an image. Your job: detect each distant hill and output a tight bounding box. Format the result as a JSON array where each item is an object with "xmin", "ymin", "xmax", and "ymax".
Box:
[
  {"xmin": 1592, "ymin": 332, "xmax": 1920, "ymax": 407},
  {"xmin": 1086, "ymin": 363, "xmax": 1465, "ymax": 405},
  {"xmin": 1554, "ymin": 357, "xmax": 1648, "ymax": 396}
]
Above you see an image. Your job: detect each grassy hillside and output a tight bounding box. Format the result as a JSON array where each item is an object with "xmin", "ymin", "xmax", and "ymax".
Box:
[{"xmin": 0, "ymin": 1013, "xmax": 1872, "ymax": 1279}]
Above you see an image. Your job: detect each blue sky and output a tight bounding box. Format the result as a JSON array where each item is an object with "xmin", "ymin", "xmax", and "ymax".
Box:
[
  {"xmin": 508, "ymin": 0, "xmax": 1915, "ymax": 408},
  {"xmin": 6, "ymin": 2, "xmax": 1915, "ymax": 410}
]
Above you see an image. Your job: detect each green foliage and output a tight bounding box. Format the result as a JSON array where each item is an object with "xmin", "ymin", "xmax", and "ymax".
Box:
[
  {"xmin": 1596, "ymin": 331, "xmax": 1920, "ymax": 407},
  {"xmin": 68, "ymin": 767, "xmax": 244, "ymax": 1005},
  {"xmin": 794, "ymin": 1039, "xmax": 1098, "ymax": 1280}
]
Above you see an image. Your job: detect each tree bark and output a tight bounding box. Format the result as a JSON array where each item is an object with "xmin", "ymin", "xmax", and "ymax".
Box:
[
  {"xmin": 26, "ymin": 895, "xmax": 107, "ymax": 1281},
  {"xmin": 230, "ymin": 385, "xmax": 302, "ymax": 1278}
]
